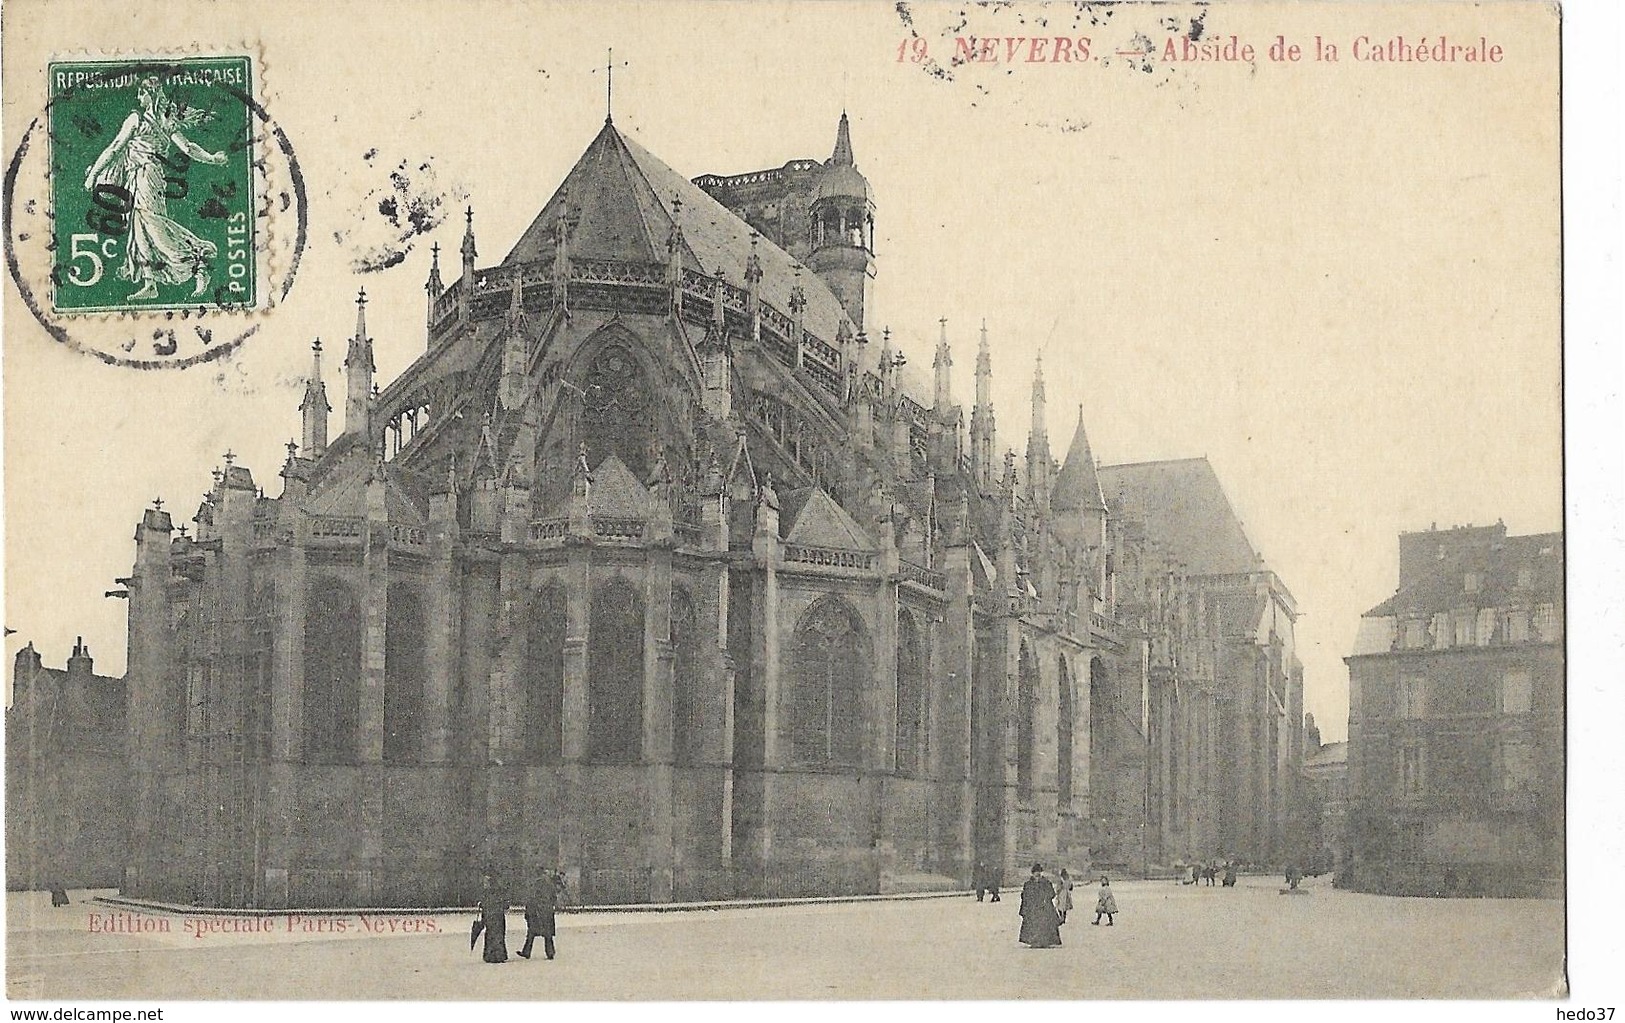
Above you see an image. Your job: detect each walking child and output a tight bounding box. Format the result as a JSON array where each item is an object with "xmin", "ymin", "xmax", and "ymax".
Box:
[{"xmin": 1092, "ymin": 875, "xmax": 1118, "ymax": 926}]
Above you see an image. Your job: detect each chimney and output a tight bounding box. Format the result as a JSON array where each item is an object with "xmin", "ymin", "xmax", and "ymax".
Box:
[{"xmin": 67, "ymin": 636, "xmax": 93, "ymax": 679}]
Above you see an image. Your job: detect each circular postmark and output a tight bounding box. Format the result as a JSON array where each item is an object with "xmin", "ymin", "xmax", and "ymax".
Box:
[{"xmin": 3, "ymin": 56, "xmax": 307, "ymax": 369}]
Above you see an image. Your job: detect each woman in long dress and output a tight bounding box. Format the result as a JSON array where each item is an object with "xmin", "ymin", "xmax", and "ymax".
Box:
[
  {"xmin": 82, "ymin": 76, "xmax": 227, "ymax": 300},
  {"xmin": 469, "ymin": 875, "xmax": 509, "ymax": 963},
  {"xmin": 1017, "ymin": 863, "xmax": 1062, "ymax": 948},
  {"xmin": 1053, "ymin": 868, "xmax": 1074, "ymax": 924}
]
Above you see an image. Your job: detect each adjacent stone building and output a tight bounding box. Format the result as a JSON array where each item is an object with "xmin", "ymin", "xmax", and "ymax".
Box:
[
  {"xmin": 1345, "ymin": 523, "xmax": 1563, "ymax": 896},
  {"xmin": 1098, "ymin": 458, "xmax": 1307, "ymax": 870},
  {"xmin": 1299, "ymin": 715, "xmax": 1348, "ymax": 877},
  {"xmin": 5, "ymin": 641, "xmax": 128, "ymax": 890},
  {"xmin": 94, "ymin": 111, "xmax": 1307, "ymax": 907}
]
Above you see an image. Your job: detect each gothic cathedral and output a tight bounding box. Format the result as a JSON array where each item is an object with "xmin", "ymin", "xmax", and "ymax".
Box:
[{"xmin": 116, "ymin": 112, "xmax": 1306, "ymax": 908}]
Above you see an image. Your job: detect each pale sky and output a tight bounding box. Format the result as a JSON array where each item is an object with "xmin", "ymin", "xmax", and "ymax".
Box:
[{"xmin": 2, "ymin": 1, "xmax": 1564, "ymax": 744}]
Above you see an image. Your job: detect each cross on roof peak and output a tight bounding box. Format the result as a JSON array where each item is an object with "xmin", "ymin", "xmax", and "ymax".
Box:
[
  {"xmin": 152, "ymin": 497, "xmax": 164, "ymax": 510},
  {"xmin": 598, "ymin": 48, "xmax": 629, "ymax": 124}
]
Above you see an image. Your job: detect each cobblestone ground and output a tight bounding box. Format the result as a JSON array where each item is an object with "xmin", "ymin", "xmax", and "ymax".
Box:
[{"xmin": 5, "ymin": 875, "xmax": 1564, "ymax": 1001}]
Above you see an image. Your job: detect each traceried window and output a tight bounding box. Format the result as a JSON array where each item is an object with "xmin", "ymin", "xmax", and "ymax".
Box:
[
  {"xmin": 671, "ymin": 588, "xmax": 702, "ymax": 765},
  {"xmin": 588, "ymin": 578, "xmax": 644, "ymax": 763},
  {"xmin": 1500, "ymin": 669, "xmax": 1533, "ymax": 715},
  {"xmin": 1057, "ymin": 656, "xmax": 1075, "ymax": 808},
  {"xmin": 1016, "ymin": 642, "xmax": 1038, "ymax": 802},
  {"xmin": 789, "ymin": 596, "xmax": 869, "ymax": 768},
  {"xmin": 384, "ymin": 585, "xmax": 427, "ymax": 764},
  {"xmin": 304, "ymin": 577, "xmax": 362, "ymax": 763},
  {"xmin": 248, "ymin": 587, "xmax": 275, "ymax": 762},
  {"xmin": 894, "ymin": 610, "xmax": 927, "ymax": 776},
  {"xmin": 579, "ymin": 343, "xmax": 653, "ymax": 479},
  {"xmin": 1476, "ymin": 608, "xmax": 1497, "ymax": 646},
  {"xmin": 525, "ymin": 584, "xmax": 566, "ymax": 764}
]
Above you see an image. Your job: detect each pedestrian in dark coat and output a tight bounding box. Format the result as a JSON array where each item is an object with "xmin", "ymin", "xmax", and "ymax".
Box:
[
  {"xmin": 1017, "ymin": 863, "xmax": 1062, "ymax": 948},
  {"xmin": 49, "ymin": 884, "xmax": 70, "ymax": 907},
  {"xmin": 469, "ymin": 874, "xmax": 509, "ymax": 963},
  {"xmin": 1092, "ymin": 876, "xmax": 1118, "ymax": 925},
  {"xmin": 518, "ymin": 871, "xmax": 565, "ymax": 960},
  {"xmin": 973, "ymin": 861, "xmax": 990, "ymax": 902}
]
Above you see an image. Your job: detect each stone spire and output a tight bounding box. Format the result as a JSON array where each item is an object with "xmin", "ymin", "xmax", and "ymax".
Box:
[
  {"xmin": 831, "ymin": 110, "xmax": 855, "ymax": 166},
  {"xmin": 299, "ymin": 338, "xmax": 330, "ymax": 457},
  {"xmin": 344, "ymin": 288, "xmax": 374, "ymax": 438},
  {"xmin": 1026, "ymin": 354, "xmax": 1052, "ymax": 513},
  {"xmin": 460, "ymin": 206, "xmax": 477, "ymax": 275},
  {"xmin": 458, "ymin": 206, "xmax": 477, "ymax": 321},
  {"xmin": 1053, "ymin": 404, "xmax": 1107, "ymax": 514},
  {"xmin": 933, "ymin": 317, "xmax": 952, "ymax": 413},
  {"xmin": 426, "ymin": 241, "xmax": 444, "ymax": 298},
  {"xmin": 970, "ymin": 320, "xmax": 996, "ymax": 490},
  {"xmin": 424, "ymin": 241, "xmax": 444, "ymax": 324}
]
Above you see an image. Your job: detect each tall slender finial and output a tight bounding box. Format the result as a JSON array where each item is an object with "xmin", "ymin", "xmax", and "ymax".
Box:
[{"xmin": 602, "ymin": 48, "xmax": 627, "ymax": 124}]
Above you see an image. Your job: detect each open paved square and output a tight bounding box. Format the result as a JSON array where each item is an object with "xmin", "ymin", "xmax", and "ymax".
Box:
[{"xmin": 5, "ymin": 876, "xmax": 1564, "ymax": 1000}]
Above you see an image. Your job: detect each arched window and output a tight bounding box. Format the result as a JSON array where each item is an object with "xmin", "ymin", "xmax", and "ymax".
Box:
[
  {"xmin": 304, "ymin": 577, "xmax": 361, "ymax": 763},
  {"xmin": 1089, "ymin": 657, "xmax": 1110, "ymax": 775},
  {"xmin": 671, "ymin": 588, "xmax": 701, "ymax": 765},
  {"xmin": 525, "ymin": 584, "xmax": 566, "ymax": 764},
  {"xmin": 895, "ymin": 609, "xmax": 927, "ymax": 776},
  {"xmin": 1016, "ymin": 641, "xmax": 1038, "ymax": 802},
  {"xmin": 1057, "ymin": 655, "xmax": 1074, "ymax": 808},
  {"xmin": 248, "ymin": 588, "xmax": 274, "ymax": 762},
  {"xmin": 789, "ymin": 596, "xmax": 868, "ymax": 767},
  {"xmin": 579, "ymin": 343, "xmax": 653, "ymax": 479},
  {"xmin": 384, "ymin": 585, "xmax": 427, "ymax": 764},
  {"xmin": 589, "ymin": 578, "xmax": 644, "ymax": 763}
]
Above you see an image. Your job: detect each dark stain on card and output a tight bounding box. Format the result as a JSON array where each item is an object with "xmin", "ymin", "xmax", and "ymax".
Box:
[{"xmin": 344, "ymin": 152, "xmax": 465, "ymax": 274}]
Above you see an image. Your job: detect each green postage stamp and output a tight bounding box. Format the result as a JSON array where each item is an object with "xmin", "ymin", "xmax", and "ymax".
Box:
[{"xmin": 47, "ymin": 56, "xmax": 256, "ymax": 314}]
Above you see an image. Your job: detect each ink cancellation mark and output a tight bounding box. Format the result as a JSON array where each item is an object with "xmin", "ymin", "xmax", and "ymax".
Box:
[{"xmin": 4, "ymin": 53, "xmax": 307, "ymax": 368}]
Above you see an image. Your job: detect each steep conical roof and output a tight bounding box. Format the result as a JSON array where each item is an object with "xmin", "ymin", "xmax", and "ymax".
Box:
[
  {"xmin": 830, "ymin": 111, "xmax": 855, "ymax": 166},
  {"xmin": 1052, "ymin": 405, "xmax": 1105, "ymax": 511},
  {"xmin": 503, "ymin": 121, "xmax": 854, "ymax": 342}
]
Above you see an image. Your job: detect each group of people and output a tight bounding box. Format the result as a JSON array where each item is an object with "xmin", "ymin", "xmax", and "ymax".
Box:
[
  {"xmin": 471, "ymin": 871, "xmax": 567, "ymax": 964},
  {"xmin": 1009, "ymin": 863, "xmax": 1118, "ymax": 948},
  {"xmin": 1179, "ymin": 860, "xmax": 1239, "ymax": 887}
]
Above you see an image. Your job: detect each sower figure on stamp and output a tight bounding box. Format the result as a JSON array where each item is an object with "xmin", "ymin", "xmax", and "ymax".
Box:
[
  {"xmin": 518, "ymin": 870, "xmax": 566, "ymax": 960},
  {"xmin": 82, "ymin": 76, "xmax": 227, "ymax": 300},
  {"xmin": 469, "ymin": 872, "xmax": 509, "ymax": 963}
]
